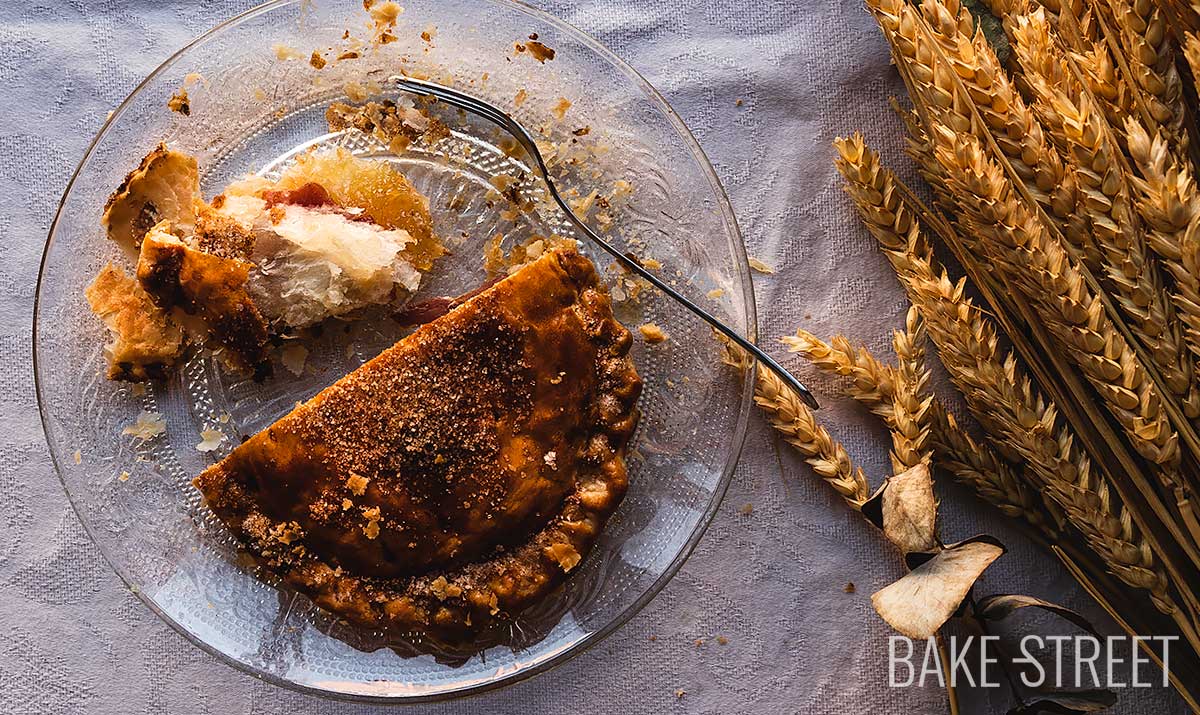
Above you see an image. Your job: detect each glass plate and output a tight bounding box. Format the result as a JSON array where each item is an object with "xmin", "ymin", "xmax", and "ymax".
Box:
[{"xmin": 35, "ymin": 0, "xmax": 754, "ymax": 702}]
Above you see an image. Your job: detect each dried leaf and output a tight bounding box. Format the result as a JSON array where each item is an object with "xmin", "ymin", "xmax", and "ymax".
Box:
[
  {"xmin": 872, "ymin": 536, "xmax": 1005, "ymax": 639},
  {"xmin": 862, "ymin": 463, "xmax": 938, "ymax": 553},
  {"xmin": 1008, "ymin": 689, "xmax": 1117, "ymax": 714},
  {"xmin": 975, "ymin": 594, "xmax": 1099, "ymax": 637}
]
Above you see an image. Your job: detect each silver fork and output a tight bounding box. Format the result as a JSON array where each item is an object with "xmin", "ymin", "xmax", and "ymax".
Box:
[{"xmin": 392, "ymin": 75, "xmax": 819, "ymax": 409}]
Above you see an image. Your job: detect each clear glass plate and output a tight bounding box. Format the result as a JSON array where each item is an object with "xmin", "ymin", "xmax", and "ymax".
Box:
[{"xmin": 35, "ymin": 0, "xmax": 754, "ymax": 702}]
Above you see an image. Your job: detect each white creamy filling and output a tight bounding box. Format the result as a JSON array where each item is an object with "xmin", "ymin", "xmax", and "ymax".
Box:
[{"xmin": 216, "ymin": 198, "xmax": 420, "ymax": 327}]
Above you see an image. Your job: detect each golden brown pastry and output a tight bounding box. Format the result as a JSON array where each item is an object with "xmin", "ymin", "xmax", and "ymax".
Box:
[
  {"xmin": 137, "ymin": 223, "xmax": 272, "ymax": 380},
  {"xmin": 194, "ymin": 247, "xmax": 641, "ymax": 645},
  {"xmin": 85, "ymin": 263, "xmax": 184, "ymax": 381}
]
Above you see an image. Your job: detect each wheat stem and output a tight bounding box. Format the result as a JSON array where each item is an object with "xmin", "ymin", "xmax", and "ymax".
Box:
[{"xmin": 719, "ymin": 343, "xmax": 871, "ymax": 509}]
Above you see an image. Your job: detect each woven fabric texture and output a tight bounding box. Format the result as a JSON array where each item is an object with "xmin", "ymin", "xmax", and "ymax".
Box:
[{"xmin": 0, "ymin": 0, "xmax": 1186, "ymax": 712}]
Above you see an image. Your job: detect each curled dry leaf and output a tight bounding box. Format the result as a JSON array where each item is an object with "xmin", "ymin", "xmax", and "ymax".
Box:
[
  {"xmin": 872, "ymin": 536, "xmax": 1005, "ymax": 639},
  {"xmin": 974, "ymin": 594, "xmax": 1099, "ymax": 637},
  {"xmin": 862, "ymin": 463, "xmax": 938, "ymax": 553}
]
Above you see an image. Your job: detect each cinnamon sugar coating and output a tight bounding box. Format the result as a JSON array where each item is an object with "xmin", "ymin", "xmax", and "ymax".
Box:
[{"xmin": 195, "ymin": 247, "xmax": 641, "ymax": 644}]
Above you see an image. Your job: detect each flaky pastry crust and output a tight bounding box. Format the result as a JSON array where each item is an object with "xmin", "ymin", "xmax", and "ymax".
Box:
[{"xmin": 194, "ymin": 247, "xmax": 640, "ymax": 644}]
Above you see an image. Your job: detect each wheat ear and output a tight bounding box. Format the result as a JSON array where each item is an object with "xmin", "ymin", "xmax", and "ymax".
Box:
[
  {"xmin": 1010, "ymin": 9, "xmax": 1200, "ymax": 422},
  {"xmin": 1186, "ymin": 32, "xmax": 1200, "ymax": 102},
  {"xmin": 719, "ymin": 342, "xmax": 871, "ymax": 509},
  {"xmin": 1107, "ymin": 0, "xmax": 1189, "ymax": 155},
  {"xmin": 890, "ymin": 306, "xmax": 934, "ymax": 472},
  {"xmin": 784, "ymin": 328, "xmax": 1055, "ymax": 530},
  {"xmin": 1126, "ymin": 120, "xmax": 1200, "ymax": 370},
  {"xmin": 828, "ymin": 133, "xmax": 1055, "ymax": 529},
  {"xmin": 902, "ymin": 248, "xmax": 1174, "ymax": 613}
]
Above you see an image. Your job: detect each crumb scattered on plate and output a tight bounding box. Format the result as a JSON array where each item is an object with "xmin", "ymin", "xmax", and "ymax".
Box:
[
  {"xmin": 514, "ymin": 88, "xmax": 528, "ymax": 107},
  {"xmin": 167, "ymin": 88, "xmax": 190, "ymax": 115},
  {"xmin": 748, "ymin": 257, "xmax": 775, "ymax": 274},
  {"xmin": 707, "ymin": 287, "xmax": 725, "ymax": 299},
  {"xmin": 118, "ymin": 470, "xmax": 131, "ymax": 482},
  {"xmin": 717, "ymin": 635, "xmax": 729, "ymax": 645},
  {"xmin": 281, "ymin": 343, "xmax": 309, "ymax": 376},
  {"xmin": 552, "ymin": 97, "xmax": 571, "ymax": 119},
  {"xmin": 123, "ymin": 411, "xmax": 167, "ymax": 441},
  {"xmin": 309, "ymin": 51, "xmax": 327, "ymax": 69},
  {"xmin": 638, "ymin": 323, "xmax": 668, "ymax": 344},
  {"xmin": 196, "ymin": 429, "xmax": 225, "ymax": 452},
  {"xmin": 272, "ymin": 43, "xmax": 304, "ymax": 61},
  {"xmin": 844, "ymin": 582, "xmax": 857, "ymax": 594}
]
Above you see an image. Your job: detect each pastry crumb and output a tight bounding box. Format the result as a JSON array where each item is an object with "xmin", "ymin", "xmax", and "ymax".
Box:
[
  {"xmin": 543, "ymin": 450, "xmax": 558, "ymax": 469},
  {"xmin": 123, "ymin": 411, "xmax": 167, "ymax": 441},
  {"xmin": 346, "ymin": 472, "xmax": 370, "ymax": 496},
  {"xmin": 167, "ymin": 88, "xmax": 190, "ymax": 116},
  {"xmin": 526, "ymin": 39, "xmax": 555, "ymax": 62},
  {"xmin": 675, "ymin": 689, "xmax": 686, "ymax": 699},
  {"xmin": 430, "ymin": 575, "xmax": 463, "ymax": 600},
  {"xmin": 309, "ymin": 51, "xmax": 327, "ymax": 69},
  {"xmin": 545, "ymin": 542, "xmax": 581, "ymax": 572},
  {"xmin": 361, "ymin": 505, "xmax": 382, "ymax": 539},
  {"xmin": 641, "ymin": 257, "xmax": 662, "ymax": 270},
  {"xmin": 716, "ymin": 635, "xmax": 729, "ymax": 645},
  {"xmin": 342, "ymin": 498, "xmax": 353, "ymax": 511},
  {"xmin": 552, "ymin": 97, "xmax": 571, "ymax": 119},
  {"xmin": 739, "ymin": 502, "xmax": 753, "ymax": 515},
  {"xmin": 73, "ymin": 450, "xmax": 82, "ymax": 465},
  {"xmin": 694, "ymin": 638, "xmax": 704, "ymax": 647},
  {"xmin": 118, "ymin": 470, "xmax": 130, "ymax": 482},
  {"xmin": 196, "ymin": 429, "xmax": 225, "ymax": 452},
  {"xmin": 844, "ymin": 582, "xmax": 856, "ymax": 594},
  {"xmin": 514, "ymin": 88, "xmax": 528, "ymax": 107},
  {"xmin": 707, "ymin": 288, "xmax": 725, "ymax": 299},
  {"xmin": 748, "ymin": 257, "xmax": 775, "ymax": 274},
  {"xmin": 281, "ymin": 343, "xmax": 308, "ymax": 376},
  {"xmin": 272, "ymin": 43, "xmax": 304, "ymax": 61},
  {"xmin": 638, "ymin": 323, "xmax": 668, "ymax": 344}
]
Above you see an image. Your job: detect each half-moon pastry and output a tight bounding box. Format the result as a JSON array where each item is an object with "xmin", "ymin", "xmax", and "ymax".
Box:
[{"xmin": 194, "ymin": 246, "xmax": 641, "ymax": 645}]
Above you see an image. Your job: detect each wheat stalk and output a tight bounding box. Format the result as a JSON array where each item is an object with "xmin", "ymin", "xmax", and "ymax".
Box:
[
  {"xmin": 829, "ymin": 133, "xmax": 1059, "ymax": 530},
  {"xmin": 1010, "ymin": 9, "xmax": 1200, "ymax": 422},
  {"xmin": 719, "ymin": 343, "xmax": 871, "ymax": 509},
  {"xmin": 1126, "ymin": 120, "xmax": 1200, "ymax": 371},
  {"xmin": 1107, "ymin": 0, "xmax": 1189, "ymax": 155},
  {"xmin": 901, "ymin": 245, "xmax": 1174, "ymax": 613},
  {"xmin": 890, "ymin": 306, "xmax": 934, "ymax": 472},
  {"xmin": 784, "ymin": 328, "xmax": 1057, "ymax": 530}
]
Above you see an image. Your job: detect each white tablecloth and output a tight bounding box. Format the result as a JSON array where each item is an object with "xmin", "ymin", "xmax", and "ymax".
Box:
[{"xmin": 0, "ymin": 1, "xmax": 1186, "ymax": 712}]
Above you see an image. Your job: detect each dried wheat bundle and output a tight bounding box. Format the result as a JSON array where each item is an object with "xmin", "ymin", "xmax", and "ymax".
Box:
[
  {"xmin": 1011, "ymin": 11, "xmax": 1200, "ymax": 422},
  {"xmin": 828, "ymin": 133, "xmax": 1059, "ymax": 532},
  {"xmin": 719, "ymin": 343, "xmax": 871, "ymax": 509},
  {"xmin": 930, "ymin": 122, "xmax": 1184, "ymax": 469},
  {"xmin": 1126, "ymin": 120, "xmax": 1200, "ymax": 368},
  {"xmin": 895, "ymin": 246, "xmax": 1174, "ymax": 615}
]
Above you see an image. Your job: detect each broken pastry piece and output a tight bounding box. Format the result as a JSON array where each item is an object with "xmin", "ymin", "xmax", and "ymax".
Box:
[
  {"xmin": 89, "ymin": 142, "xmax": 444, "ymax": 381},
  {"xmin": 85, "ymin": 263, "xmax": 184, "ymax": 381},
  {"xmin": 137, "ymin": 222, "xmax": 273, "ymax": 380},
  {"xmin": 102, "ymin": 144, "xmax": 200, "ymax": 249},
  {"xmin": 194, "ymin": 247, "xmax": 642, "ymax": 645}
]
